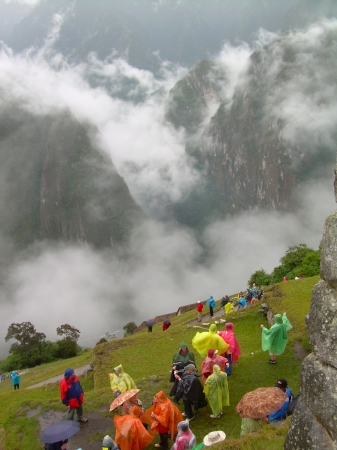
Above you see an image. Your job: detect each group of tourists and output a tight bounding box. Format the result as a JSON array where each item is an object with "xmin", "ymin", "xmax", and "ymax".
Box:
[
  {"xmin": 201, "ymin": 287, "xmax": 264, "ymax": 319},
  {"xmin": 50, "ymin": 288, "xmax": 293, "ymax": 450}
]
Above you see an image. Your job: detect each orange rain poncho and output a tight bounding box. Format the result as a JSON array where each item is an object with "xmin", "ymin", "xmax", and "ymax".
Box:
[
  {"xmin": 114, "ymin": 406, "xmax": 153, "ymax": 450},
  {"xmin": 192, "ymin": 324, "xmax": 229, "ymax": 358},
  {"xmin": 142, "ymin": 391, "xmax": 183, "ymax": 440}
]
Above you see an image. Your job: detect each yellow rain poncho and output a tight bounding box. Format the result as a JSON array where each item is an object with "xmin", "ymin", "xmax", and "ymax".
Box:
[
  {"xmin": 109, "ymin": 364, "xmax": 137, "ymax": 393},
  {"xmin": 225, "ymin": 302, "xmax": 234, "ymax": 314},
  {"xmin": 192, "ymin": 324, "xmax": 229, "ymax": 358},
  {"xmin": 203, "ymin": 365, "xmax": 229, "ymax": 416}
]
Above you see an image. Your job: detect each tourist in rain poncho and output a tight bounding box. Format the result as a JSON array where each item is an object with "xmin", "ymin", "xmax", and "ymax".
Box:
[
  {"xmin": 201, "ymin": 349, "xmax": 228, "ymax": 385},
  {"xmin": 261, "ymin": 313, "xmax": 292, "ymax": 364},
  {"xmin": 142, "ymin": 391, "xmax": 183, "ymax": 450},
  {"xmin": 172, "ymin": 421, "xmax": 196, "ymax": 450},
  {"xmin": 109, "ymin": 364, "xmax": 137, "ymax": 393},
  {"xmin": 114, "ymin": 405, "xmax": 153, "ymax": 450},
  {"xmin": 206, "ymin": 296, "xmax": 217, "ymax": 317},
  {"xmin": 218, "ymin": 322, "xmax": 241, "ymax": 375},
  {"xmin": 203, "ymin": 365, "xmax": 229, "ymax": 419},
  {"xmin": 224, "ymin": 302, "xmax": 234, "ymax": 315},
  {"xmin": 192, "ymin": 324, "xmax": 229, "ymax": 358}
]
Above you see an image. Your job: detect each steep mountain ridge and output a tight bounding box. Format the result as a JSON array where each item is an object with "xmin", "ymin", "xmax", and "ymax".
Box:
[
  {"xmin": 167, "ymin": 21, "xmax": 337, "ymax": 220},
  {"xmin": 0, "ymin": 105, "xmax": 144, "ymax": 248}
]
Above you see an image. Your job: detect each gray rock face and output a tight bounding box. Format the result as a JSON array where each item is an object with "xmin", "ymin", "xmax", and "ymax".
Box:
[
  {"xmin": 307, "ymin": 281, "xmax": 337, "ymax": 368},
  {"xmin": 285, "ymin": 168, "xmax": 337, "ymax": 448},
  {"xmin": 284, "ymin": 396, "xmax": 336, "ymax": 450},
  {"xmin": 320, "ymin": 211, "xmax": 337, "ymax": 290}
]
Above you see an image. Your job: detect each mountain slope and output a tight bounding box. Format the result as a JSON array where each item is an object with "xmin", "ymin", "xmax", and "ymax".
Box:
[{"xmin": 0, "ymin": 105, "xmax": 144, "ymax": 247}]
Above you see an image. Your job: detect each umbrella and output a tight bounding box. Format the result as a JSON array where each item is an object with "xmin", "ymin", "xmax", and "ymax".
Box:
[
  {"xmin": 145, "ymin": 319, "xmax": 156, "ymax": 327},
  {"xmin": 110, "ymin": 388, "xmax": 140, "ymax": 411},
  {"xmin": 40, "ymin": 420, "xmax": 80, "ymax": 443},
  {"xmin": 235, "ymin": 387, "xmax": 287, "ymax": 419}
]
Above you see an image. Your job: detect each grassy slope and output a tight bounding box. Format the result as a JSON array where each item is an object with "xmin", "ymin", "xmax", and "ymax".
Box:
[{"xmin": 0, "ymin": 276, "xmax": 319, "ymax": 449}]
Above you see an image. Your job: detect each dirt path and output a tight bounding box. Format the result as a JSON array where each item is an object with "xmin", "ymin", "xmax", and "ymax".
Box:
[{"xmin": 25, "ymin": 364, "xmax": 92, "ymax": 389}]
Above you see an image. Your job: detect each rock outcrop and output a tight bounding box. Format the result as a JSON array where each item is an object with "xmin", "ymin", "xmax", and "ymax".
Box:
[{"xmin": 284, "ymin": 165, "xmax": 337, "ymax": 449}]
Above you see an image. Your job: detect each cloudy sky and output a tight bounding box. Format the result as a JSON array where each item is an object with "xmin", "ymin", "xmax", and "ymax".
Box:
[{"xmin": 0, "ymin": 14, "xmax": 336, "ymax": 355}]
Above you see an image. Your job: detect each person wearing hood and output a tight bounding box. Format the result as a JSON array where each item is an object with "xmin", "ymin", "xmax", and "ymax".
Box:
[
  {"xmin": 173, "ymin": 364, "xmax": 207, "ymax": 421},
  {"xmin": 172, "ymin": 421, "xmax": 196, "ymax": 450},
  {"xmin": 142, "ymin": 391, "xmax": 183, "ymax": 450},
  {"xmin": 60, "ymin": 368, "xmax": 88, "ymax": 422},
  {"xmin": 109, "ymin": 364, "xmax": 137, "ymax": 394},
  {"xmin": 203, "ymin": 364, "xmax": 230, "ymax": 419},
  {"xmin": 170, "ymin": 343, "xmax": 196, "ymax": 382},
  {"xmin": 114, "ymin": 405, "xmax": 153, "ymax": 450},
  {"xmin": 201, "ymin": 349, "xmax": 228, "ymax": 385},
  {"xmin": 218, "ymin": 322, "xmax": 241, "ymax": 375},
  {"xmin": 10, "ymin": 371, "xmax": 20, "ymax": 390},
  {"xmin": 192, "ymin": 324, "xmax": 229, "ymax": 358},
  {"xmin": 224, "ymin": 301, "xmax": 234, "ymax": 315},
  {"xmin": 260, "ymin": 313, "xmax": 293, "ymax": 364},
  {"xmin": 206, "ymin": 296, "xmax": 217, "ymax": 317}
]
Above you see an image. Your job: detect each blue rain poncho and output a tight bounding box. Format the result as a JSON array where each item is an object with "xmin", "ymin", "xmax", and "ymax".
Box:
[
  {"xmin": 203, "ymin": 365, "xmax": 229, "ymax": 416},
  {"xmin": 261, "ymin": 313, "xmax": 292, "ymax": 355},
  {"xmin": 192, "ymin": 324, "xmax": 229, "ymax": 358}
]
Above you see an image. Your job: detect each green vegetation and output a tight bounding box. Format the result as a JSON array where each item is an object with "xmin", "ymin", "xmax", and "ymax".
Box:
[
  {"xmin": 0, "ymin": 276, "xmax": 318, "ymax": 449},
  {"xmin": 0, "ymin": 323, "xmax": 82, "ymax": 371},
  {"xmin": 248, "ymin": 244, "xmax": 320, "ymax": 286}
]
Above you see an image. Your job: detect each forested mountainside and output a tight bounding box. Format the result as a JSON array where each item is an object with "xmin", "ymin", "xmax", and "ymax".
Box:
[
  {"xmin": 166, "ymin": 20, "xmax": 337, "ymax": 225},
  {"xmin": 0, "ymin": 106, "xmax": 144, "ymax": 248}
]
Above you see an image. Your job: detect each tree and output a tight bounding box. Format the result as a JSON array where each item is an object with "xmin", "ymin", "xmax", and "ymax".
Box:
[
  {"xmin": 123, "ymin": 322, "xmax": 137, "ymax": 337},
  {"xmin": 248, "ymin": 268, "xmax": 272, "ymax": 287},
  {"xmin": 5, "ymin": 322, "xmax": 46, "ymax": 354},
  {"xmin": 56, "ymin": 324, "xmax": 80, "ymax": 343},
  {"xmin": 4, "ymin": 322, "xmax": 47, "ymax": 368}
]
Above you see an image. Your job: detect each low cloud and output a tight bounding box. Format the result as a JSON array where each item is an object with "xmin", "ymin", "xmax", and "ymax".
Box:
[{"xmin": 0, "ymin": 18, "xmax": 336, "ymax": 357}]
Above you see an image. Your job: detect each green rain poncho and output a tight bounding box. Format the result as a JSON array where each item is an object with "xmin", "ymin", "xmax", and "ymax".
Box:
[
  {"xmin": 109, "ymin": 364, "xmax": 137, "ymax": 392},
  {"xmin": 192, "ymin": 324, "xmax": 229, "ymax": 358},
  {"xmin": 203, "ymin": 365, "xmax": 229, "ymax": 416},
  {"xmin": 261, "ymin": 313, "xmax": 293, "ymax": 355}
]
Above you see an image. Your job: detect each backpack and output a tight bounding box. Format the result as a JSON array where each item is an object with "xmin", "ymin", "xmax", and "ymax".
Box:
[{"xmin": 287, "ymin": 392, "xmax": 300, "ymax": 416}]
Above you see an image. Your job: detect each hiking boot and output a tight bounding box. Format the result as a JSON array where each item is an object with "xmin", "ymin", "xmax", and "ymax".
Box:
[
  {"xmin": 182, "ymin": 413, "xmax": 187, "ymax": 417},
  {"xmin": 78, "ymin": 417, "xmax": 88, "ymax": 423}
]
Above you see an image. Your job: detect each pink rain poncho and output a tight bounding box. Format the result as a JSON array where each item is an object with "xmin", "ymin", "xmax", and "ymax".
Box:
[
  {"xmin": 261, "ymin": 313, "xmax": 292, "ymax": 355},
  {"xmin": 218, "ymin": 322, "xmax": 241, "ymax": 363}
]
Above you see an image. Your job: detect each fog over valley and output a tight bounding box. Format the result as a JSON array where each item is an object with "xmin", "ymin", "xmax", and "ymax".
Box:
[{"xmin": 0, "ymin": 0, "xmax": 336, "ymax": 356}]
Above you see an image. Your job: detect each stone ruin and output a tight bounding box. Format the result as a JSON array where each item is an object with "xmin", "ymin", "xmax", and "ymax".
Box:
[{"xmin": 284, "ymin": 167, "xmax": 337, "ymax": 449}]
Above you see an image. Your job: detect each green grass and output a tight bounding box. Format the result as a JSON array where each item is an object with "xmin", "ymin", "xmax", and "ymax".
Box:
[{"xmin": 0, "ymin": 277, "xmax": 318, "ymax": 449}]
